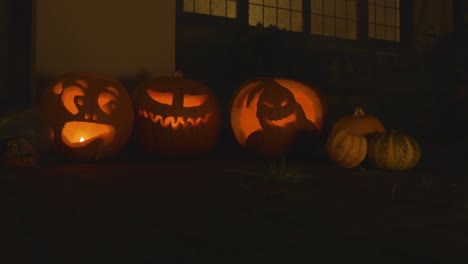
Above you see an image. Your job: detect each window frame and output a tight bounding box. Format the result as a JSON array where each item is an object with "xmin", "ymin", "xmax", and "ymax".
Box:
[
  {"xmin": 364, "ymin": 0, "xmax": 412, "ymax": 49},
  {"xmin": 308, "ymin": 0, "xmax": 359, "ymax": 41},
  {"xmin": 247, "ymin": 0, "xmax": 305, "ymax": 32},
  {"xmin": 181, "ymin": 0, "xmax": 238, "ymax": 20},
  {"xmin": 176, "ymin": 0, "xmax": 412, "ymax": 51}
]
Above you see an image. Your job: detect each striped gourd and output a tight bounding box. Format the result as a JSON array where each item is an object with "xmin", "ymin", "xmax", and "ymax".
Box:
[
  {"xmin": 326, "ymin": 129, "xmax": 367, "ymax": 168},
  {"xmin": 367, "ymin": 129, "xmax": 421, "ymax": 170}
]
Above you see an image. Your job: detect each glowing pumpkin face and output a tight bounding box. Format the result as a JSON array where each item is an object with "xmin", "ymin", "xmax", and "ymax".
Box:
[
  {"xmin": 39, "ymin": 72, "xmax": 134, "ymax": 161},
  {"xmin": 132, "ymin": 77, "xmax": 221, "ymax": 156},
  {"xmin": 254, "ymin": 79, "xmax": 303, "ymax": 129},
  {"xmin": 230, "ymin": 78, "xmax": 325, "ymax": 157}
]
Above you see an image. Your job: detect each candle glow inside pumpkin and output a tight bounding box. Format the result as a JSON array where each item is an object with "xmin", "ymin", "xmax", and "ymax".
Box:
[{"xmin": 61, "ymin": 121, "xmax": 115, "ymax": 148}]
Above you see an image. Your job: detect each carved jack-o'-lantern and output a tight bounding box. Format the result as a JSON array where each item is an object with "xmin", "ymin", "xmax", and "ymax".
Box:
[
  {"xmin": 132, "ymin": 77, "xmax": 221, "ymax": 156},
  {"xmin": 39, "ymin": 72, "xmax": 134, "ymax": 161},
  {"xmin": 230, "ymin": 78, "xmax": 325, "ymax": 157}
]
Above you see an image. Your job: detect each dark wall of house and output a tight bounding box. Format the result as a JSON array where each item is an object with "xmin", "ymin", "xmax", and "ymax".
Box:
[
  {"xmin": 1, "ymin": 0, "xmax": 33, "ymax": 115},
  {"xmin": 0, "ymin": 0, "xmax": 8, "ymax": 114},
  {"xmin": 465, "ymin": 0, "xmax": 468, "ymax": 23}
]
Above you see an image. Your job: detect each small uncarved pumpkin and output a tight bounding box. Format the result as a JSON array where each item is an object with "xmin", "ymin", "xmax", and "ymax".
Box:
[
  {"xmin": 0, "ymin": 109, "xmax": 53, "ymax": 156},
  {"xmin": 367, "ymin": 130, "xmax": 421, "ymax": 170},
  {"xmin": 330, "ymin": 107, "xmax": 386, "ymax": 138},
  {"xmin": 3, "ymin": 137, "xmax": 39, "ymax": 167},
  {"xmin": 326, "ymin": 129, "xmax": 367, "ymax": 168}
]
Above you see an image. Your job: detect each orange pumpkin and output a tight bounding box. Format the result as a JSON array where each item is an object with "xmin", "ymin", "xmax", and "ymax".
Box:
[
  {"xmin": 230, "ymin": 77, "xmax": 325, "ymax": 157},
  {"xmin": 39, "ymin": 72, "xmax": 134, "ymax": 161},
  {"xmin": 326, "ymin": 129, "xmax": 367, "ymax": 168},
  {"xmin": 132, "ymin": 77, "xmax": 221, "ymax": 156},
  {"xmin": 330, "ymin": 107, "xmax": 386, "ymax": 138}
]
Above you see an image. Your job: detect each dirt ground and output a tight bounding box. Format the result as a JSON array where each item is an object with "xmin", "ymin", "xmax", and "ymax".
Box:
[{"xmin": 1, "ymin": 141, "xmax": 468, "ymax": 263}]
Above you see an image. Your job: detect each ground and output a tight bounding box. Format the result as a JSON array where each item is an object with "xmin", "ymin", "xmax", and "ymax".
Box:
[{"xmin": 1, "ymin": 140, "xmax": 468, "ymax": 263}]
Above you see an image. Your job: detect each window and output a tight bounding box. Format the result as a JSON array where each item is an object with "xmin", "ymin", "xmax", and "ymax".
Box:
[
  {"xmin": 248, "ymin": 0, "xmax": 303, "ymax": 32},
  {"xmin": 180, "ymin": 0, "xmax": 404, "ymax": 44},
  {"xmin": 310, "ymin": 0, "xmax": 357, "ymax": 40},
  {"xmin": 368, "ymin": 0, "xmax": 400, "ymax": 42},
  {"xmin": 183, "ymin": 0, "xmax": 237, "ymax": 18}
]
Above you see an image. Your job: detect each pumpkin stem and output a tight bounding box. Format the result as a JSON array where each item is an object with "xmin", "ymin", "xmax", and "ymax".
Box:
[{"xmin": 353, "ymin": 107, "xmax": 366, "ymax": 117}]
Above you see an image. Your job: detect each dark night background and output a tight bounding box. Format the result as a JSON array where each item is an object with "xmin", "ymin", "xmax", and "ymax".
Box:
[{"xmin": 1, "ymin": 0, "xmax": 468, "ymax": 262}]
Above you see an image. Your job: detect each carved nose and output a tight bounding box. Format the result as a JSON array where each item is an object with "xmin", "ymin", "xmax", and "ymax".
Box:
[{"xmin": 84, "ymin": 113, "xmax": 98, "ymax": 121}]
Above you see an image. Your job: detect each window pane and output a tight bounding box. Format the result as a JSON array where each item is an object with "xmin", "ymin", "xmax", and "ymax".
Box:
[
  {"xmin": 310, "ymin": 0, "xmax": 357, "ymax": 40},
  {"xmin": 336, "ymin": 18, "xmax": 346, "ymax": 38},
  {"xmin": 292, "ymin": 12, "xmax": 303, "ymax": 31},
  {"xmin": 396, "ymin": 10, "xmax": 400, "ymax": 27},
  {"xmin": 249, "ymin": 0, "xmax": 303, "ymax": 32},
  {"xmin": 386, "ymin": 0, "xmax": 396, "ymax": 8},
  {"xmin": 324, "ymin": 16, "xmax": 335, "ymax": 36},
  {"xmin": 184, "ymin": 0, "xmax": 237, "ymax": 18},
  {"xmin": 212, "ymin": 0, "xmax": 227, "ymax": 17},
  {"xmin": 347, "ymin": 20, "xmax": 356, "ymax": 39},
  {"xmin": 311, "ymin": 14, "xmax": 323, "ymax": 34},
  {"xmin": 386, "ymin": 27, "xmax": 396, "ymax": 41},
  {"xmin": 278, "ymin": 9, "xmax": 291, "ymax": 30},
  {"xmin": 249, "ymin": 4, "xmax": 263, "ymax": 26},
  {"xmin": 264, "ymin": 6, "xmax": 277, "ymax": 27},
  {"xmin": 369, "ymin": 24, "xmax": 375, "ymax": 38},
  {"xmin": 369, "ymin": 0, "xmax": 375, "ymax": 3},
  {"xmin": 376, "ymin": 25, "xmax": 385, "ymax": 39},
  {"xmin": 347, "ymin": 0, "xmax": 356, "ymax": 20},
  {"xmin": 195, "ymin": 0, "xmax": 210, "ymax": 15},
  {"xmin": 265, "ymin": 0, "xmax": 276, "ymax": 7},
  {"xmin": 279, "ymin": 0, "xmax": 290, "ymax": 9},
  {"xmin": 376, "ymin": 5, "xmax": 385, "ymax": 24},
  {"xmin": 311, "ymin": 0, "xmax": 323, "ymax": 14},
  {"xmin": 336, "ymin": 0, "xmax": 346, "ymax": 19},
  {"xmin": 184, "ymin": 0, "xmax": 194, "ymax": 12},
  {"xmin": 291, "ymin": 0, "xmax": 302, "ymax": 11},
  {"xmin": 368, "ymin": 0, "xmax": 400, "ymax": 42},
  {"xmin": 249, "ymin": 0, "xmax": 262, "ymax": 4},
  {"xmin": 368, "ymin": 5, "xmax": 375, "ymax": 23},
  {"xmin": 324, "ymin": 0, "xmax": 335, "ymax": 16},
  {"xmin": 227, "ymin": 1, "xmax": 236, "ymax": 18},
  {"xmin": 386, "ymin": 8, "xmax": 395, "ymax": 26}
]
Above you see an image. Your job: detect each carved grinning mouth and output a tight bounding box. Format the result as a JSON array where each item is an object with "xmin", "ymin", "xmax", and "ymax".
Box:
[
  {"xmin": 264, "ymin": 110, "xmax": 297, "ymax": 127},
  {"xmin": 138, "ymin": 109, "xmax": 212, "ymax": 129}
]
